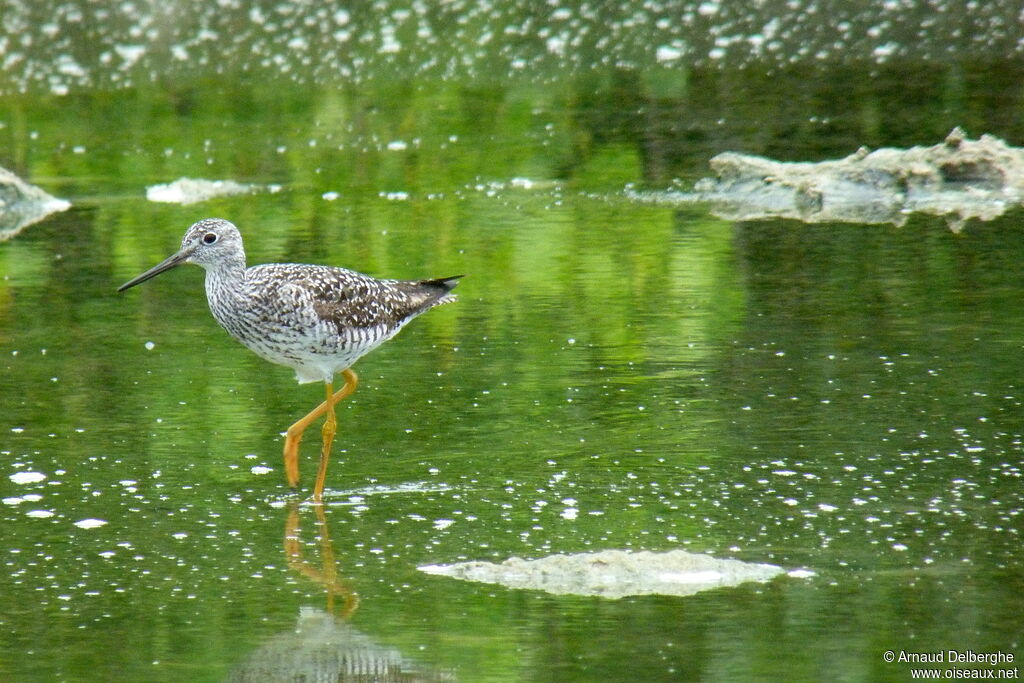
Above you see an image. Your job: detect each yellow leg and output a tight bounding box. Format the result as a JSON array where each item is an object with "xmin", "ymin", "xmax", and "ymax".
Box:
[
  {"xmin": 282, "ymin": 369, "xmax": 358, "ymax": 495},
  {"xmin": 312, "ymin": 382, "xmax": 337, "ymax": 502}
]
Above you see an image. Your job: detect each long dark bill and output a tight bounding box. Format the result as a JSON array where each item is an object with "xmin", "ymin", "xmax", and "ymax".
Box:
[{"xmin": 117, "ymin": 249, "xmax": 190, "ymax": 292}]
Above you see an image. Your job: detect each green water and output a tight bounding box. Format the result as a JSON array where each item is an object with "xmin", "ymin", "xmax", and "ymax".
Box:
[{"xmin": 2, "ymin": 4, "xmax": 1024, "ymax": 682}]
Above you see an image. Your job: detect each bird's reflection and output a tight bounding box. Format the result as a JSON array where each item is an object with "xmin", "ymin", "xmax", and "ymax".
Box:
[
  {"xmin": 226, "ymin": 502, "xmax": 453, "ymax": 682},
  {"xmin": 283, "ymin": 502, "xmax": 359, "ymax": 618}
]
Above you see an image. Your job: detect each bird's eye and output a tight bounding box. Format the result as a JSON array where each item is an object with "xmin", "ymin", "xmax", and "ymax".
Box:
[{"xmin": 202, "ymin": 233, "xmax": 218, "ymax": 245}]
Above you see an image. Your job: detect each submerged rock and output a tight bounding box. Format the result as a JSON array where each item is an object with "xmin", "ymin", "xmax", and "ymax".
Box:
[
  {"xmin": 419, "ymin": 549, "xmax": 800, "ymax": 599},
  {"xmin": 0, "ymin": 166, "xmax": 71, "ymax": 240},
  {"xmin": 146, "ymin": 177, "xmax": 280, "ymax": 205},
  {"xmin": 630, "ymin": 128, "xmax": 1024, "ymax": 231}
]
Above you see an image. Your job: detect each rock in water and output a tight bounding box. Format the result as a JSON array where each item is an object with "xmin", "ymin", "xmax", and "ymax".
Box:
[
  {"xmin": 628, "ymin": 128, "xmax": 1024, "ymax": 231},
  {"xmin": 419, "ymin": 549, "xmax": 802, "ymax": 599},
  {"xmin": 146, "ymin": 177, "xmax": 280, "ymax": 205},
  {"xmin": 0, "ymin": 166, "xmax": 71, "ymax": 240}
]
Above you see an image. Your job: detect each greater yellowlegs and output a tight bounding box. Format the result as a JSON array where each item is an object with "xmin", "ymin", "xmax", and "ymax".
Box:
[{"xmin": 118, "ymin": 217, "xmax": 461, "ymax": 500}]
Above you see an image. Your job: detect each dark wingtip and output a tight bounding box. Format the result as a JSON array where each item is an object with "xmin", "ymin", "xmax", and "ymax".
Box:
[{"xmin": 426, "ymin": 275, "xmax": 465, "ymax": 292}]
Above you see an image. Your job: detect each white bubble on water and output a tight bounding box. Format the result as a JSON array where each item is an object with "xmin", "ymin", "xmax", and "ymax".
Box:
[
  {"xmin": 9, "ymin": 471, "xmax": 46, "ymax": 484},
  {"xmin": 73, "ymin": 518, "xmax": 107, "ymax": 529}
]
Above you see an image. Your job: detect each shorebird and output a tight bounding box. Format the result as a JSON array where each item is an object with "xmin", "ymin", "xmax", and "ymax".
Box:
[{"xmin": 118, "ymin": 217, "xmax": 461, "ymax": 500}]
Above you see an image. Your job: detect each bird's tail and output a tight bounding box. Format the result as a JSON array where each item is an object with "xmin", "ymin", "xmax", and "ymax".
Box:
[
  {"xmin": 419, "ymin": 274, "xmax": 464, "ymax": 306},
  {"xmin": 425, "ymin": 275, "xmax": 464, "ymax": 291}
]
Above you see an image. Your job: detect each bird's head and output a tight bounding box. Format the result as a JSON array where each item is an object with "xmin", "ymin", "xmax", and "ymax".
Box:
[{"xmin": 117, "ymin": 218, "xmax": 246, "ymax": 292}]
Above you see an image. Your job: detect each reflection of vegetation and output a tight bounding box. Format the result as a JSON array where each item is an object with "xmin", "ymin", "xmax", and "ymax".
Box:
[
  {"xmin": 2, "ymin": 1, "xmax": 1023, "ymax": 97},
  {"xmin": 6, "ymin": 60, "xmax": 1024, "ymax": 200}
]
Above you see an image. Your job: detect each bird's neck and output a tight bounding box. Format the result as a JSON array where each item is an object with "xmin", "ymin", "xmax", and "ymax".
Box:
[{"xmin": 204, "ymin": 258, "xmax": 247, "ymax": 301}]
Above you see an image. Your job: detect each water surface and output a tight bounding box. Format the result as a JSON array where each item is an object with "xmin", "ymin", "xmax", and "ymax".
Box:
[{"xmin": 2, "ymin": 2, "xmax": 1023, "ymax": 681}]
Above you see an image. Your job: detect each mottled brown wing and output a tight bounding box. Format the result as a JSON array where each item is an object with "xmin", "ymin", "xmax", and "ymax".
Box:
[{"xmin": 301, "ymin": 267, "xmax": 461, "ymax": 332}]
